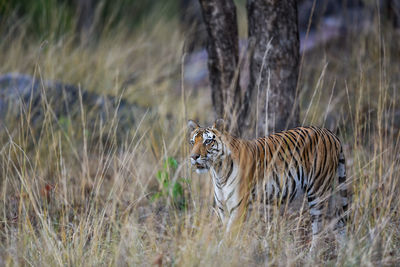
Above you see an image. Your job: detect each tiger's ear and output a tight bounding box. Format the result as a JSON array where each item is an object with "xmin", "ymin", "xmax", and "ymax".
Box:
[
  {"xmin": 188, "ymin": 120, "xmax": 199, "ymax": 132},
  {"xmin": 213, "ymin": 118, "xmax": 225, "ymax": 132}
]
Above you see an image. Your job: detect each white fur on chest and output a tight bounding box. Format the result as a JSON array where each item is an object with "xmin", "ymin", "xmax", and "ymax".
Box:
[{"xmin": 211, "ymin": 163, "xmax": 240, "ymax": 212}]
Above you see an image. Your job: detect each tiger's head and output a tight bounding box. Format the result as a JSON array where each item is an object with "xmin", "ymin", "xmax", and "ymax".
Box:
[{"xmin": 187, "ymin": 119, "xmax": 226, "ymax": 174}]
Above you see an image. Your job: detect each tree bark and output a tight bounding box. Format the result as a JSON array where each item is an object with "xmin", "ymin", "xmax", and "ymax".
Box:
[
  {"xmin": 246, "ymin": 0, "xmax": 300, "ymax": 137},
  {"xmin": 199, "ymin": 0, "xmax": 241, "ymax": 134},
  {"xmin": 199, "ymin": 0, "xmax": 300, "ymax": 138}
]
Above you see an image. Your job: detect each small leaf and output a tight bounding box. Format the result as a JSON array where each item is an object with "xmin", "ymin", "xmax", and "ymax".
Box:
[
  {"xmin": 151, "ymin": 192, "xmax": 162, "ymax": 202},
  {"xmin": 172, "ymin": 182, "xmax": 183, "ymax": 199},
  {"xmin": 156, "ymin": 170, "xmax": 163, "ymax": 182},
  {"xmin": 163, "ymin": 171, "xmax": 169, "ymax": 181},
  {"xmin": 163, "ymin": 182, "xmax": 169, "ymax": 191},
  {"xmin": 165, "ymin": 157, "xmax": 178, "ymax": 170}
]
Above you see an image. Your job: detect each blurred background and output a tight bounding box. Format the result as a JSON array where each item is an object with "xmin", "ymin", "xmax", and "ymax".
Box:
[
  {"xmin": 0, "ymin": 0, "xmax": 400, "ymax": 265},
  {"xmin": 0, "ymin": 0, "xmax": 399, "ymax": 132}
]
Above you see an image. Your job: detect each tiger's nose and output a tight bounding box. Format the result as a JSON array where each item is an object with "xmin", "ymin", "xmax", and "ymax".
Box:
[{"xmin": 191, "ymin": 154, "xmax": 200, "ymax": 161}]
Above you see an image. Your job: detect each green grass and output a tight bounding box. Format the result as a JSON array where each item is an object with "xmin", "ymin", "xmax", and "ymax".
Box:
[{"xmin": 1, "ymin": 2, "xmax": 400, "ymax": 266}]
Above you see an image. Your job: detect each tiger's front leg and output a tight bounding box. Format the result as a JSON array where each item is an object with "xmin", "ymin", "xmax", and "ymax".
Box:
[
  {"xmin": 226, "ymin": 208, "xmax": 239, "ymax": 233},
  {"xmin": 225, "ymin": 194, "xmax": 246, "ymax": 235}
]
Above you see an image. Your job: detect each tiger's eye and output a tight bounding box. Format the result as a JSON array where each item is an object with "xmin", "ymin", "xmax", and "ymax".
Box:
[{"xmin": 204, "ymin": 139, "xmax": 212, "ymax": 145}]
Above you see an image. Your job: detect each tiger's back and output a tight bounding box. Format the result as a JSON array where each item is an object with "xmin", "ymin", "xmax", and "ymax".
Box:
[{"xmin": 248, "ymin": 127, "xmax": 344, "ymax": 204}]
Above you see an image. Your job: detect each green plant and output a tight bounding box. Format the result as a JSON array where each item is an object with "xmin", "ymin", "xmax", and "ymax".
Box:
[{"xmin": 152, "ymin": 156, "xmax": 188, "ymax": 209}]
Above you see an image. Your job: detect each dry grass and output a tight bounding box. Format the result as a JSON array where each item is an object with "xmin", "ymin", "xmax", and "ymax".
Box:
[{"xmin": 1, "ymin": 4, "xmax": 400, "ymax": 266}]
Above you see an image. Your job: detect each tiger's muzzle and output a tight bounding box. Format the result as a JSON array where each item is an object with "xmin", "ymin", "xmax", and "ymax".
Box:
[{"xmin": 190, "ymin": 154, "xmax": 209, "ymax": 173}]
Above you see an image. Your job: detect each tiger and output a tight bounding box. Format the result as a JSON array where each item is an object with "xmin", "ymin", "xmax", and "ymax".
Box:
[{"xmin": 187, "ymin": 119, "xmax": 349, "ymax": 251}]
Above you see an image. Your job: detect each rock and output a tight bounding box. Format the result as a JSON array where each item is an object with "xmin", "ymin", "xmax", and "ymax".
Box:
[{"xmin": 0, "ymin": 73, "xmax": 147, "ymax": 141}]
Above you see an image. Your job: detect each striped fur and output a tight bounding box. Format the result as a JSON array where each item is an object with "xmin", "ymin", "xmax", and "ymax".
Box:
[{"xmin": 188, "ymin": 119, "xmax": 349, "ymax": 251}]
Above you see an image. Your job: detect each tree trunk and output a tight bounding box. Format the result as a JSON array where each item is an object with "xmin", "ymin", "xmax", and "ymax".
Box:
[
  {"xmin": 199, "ymin": 0, "xmax": 300, "ymax": 137},
  {"xmin": 246, "ymin": 0, "xmax": 300, "ymax": 137},
  {"xmin": 198, "ymin": 0, "xmax": 242, "ymax": 134}
]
